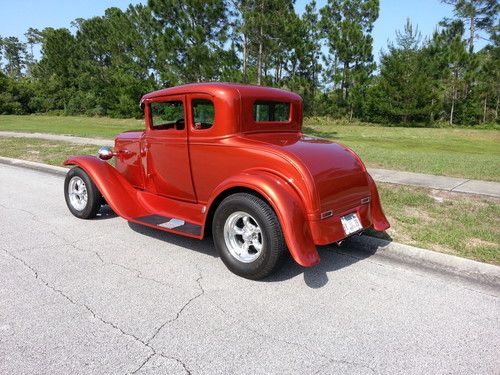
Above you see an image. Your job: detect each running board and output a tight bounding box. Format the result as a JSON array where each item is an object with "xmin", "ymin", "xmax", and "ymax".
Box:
[{"xmin": 134, "ymin": 214, "xmax": 202, "ymax": 236}]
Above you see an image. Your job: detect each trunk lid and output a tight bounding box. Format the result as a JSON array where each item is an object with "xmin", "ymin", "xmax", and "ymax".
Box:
[{"xmin": 244, "ymin": 133, "xmax": 370, "ymax": 214}]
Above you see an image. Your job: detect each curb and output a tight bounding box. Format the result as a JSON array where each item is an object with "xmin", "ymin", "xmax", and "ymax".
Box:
[
  {"xmin": 0, "ymin": 156, "xmax": 67, "ymax": 176},
  {"xmin": 345, "ymin": 235, "xmax": 500, "ymax": 290},
  {"xmin": 1, "ymin": 156, "xmax": 499, "ymax": 289}
]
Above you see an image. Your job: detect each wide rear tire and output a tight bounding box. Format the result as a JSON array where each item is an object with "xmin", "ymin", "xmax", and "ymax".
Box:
[{"xmin": 212, "ymin": 193, "xmax": 286, "ymax": 280}]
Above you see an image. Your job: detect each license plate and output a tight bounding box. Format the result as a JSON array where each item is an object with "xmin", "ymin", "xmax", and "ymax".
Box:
[{"xmin": 340, "ymin": 213, "xmax": 362, "ymax": 235}]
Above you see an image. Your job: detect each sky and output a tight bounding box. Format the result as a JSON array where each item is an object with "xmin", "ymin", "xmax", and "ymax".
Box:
[{"xmin": 0, "ymin": 0, "xmax": 487, "ymax": 61}]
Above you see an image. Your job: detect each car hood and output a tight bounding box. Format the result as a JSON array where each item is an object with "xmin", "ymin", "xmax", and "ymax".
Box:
[{"xmin": 242, "ymin": 132, "xmax": 371, "ymax": 213}]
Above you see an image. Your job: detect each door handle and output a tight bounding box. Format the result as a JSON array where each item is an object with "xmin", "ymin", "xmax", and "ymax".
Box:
[{"xmin": 118, "ymin": 149, "xmax": 133, "ymax": 156}]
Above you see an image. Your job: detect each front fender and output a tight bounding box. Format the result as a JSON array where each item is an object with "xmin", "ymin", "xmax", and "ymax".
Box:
[
  {"xmin": 208, "ymin": 171, "xmax": 320, "ymax": 267},
  {"xmin": 64, "ymin": 155, "xmax": 144, "ymax": 219}
]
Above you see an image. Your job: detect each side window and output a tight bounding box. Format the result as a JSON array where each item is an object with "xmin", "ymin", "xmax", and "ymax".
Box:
[
  {"xmin": 253, "ymin": 101, "xmax": 290, "ymax": 122},
  {"xmin": 150, "ymin": 100, "xmax": 185, "ymax": 130},
  {"xmin": 192, "ymin": 99, "xmax": 215, "ymax": 130}
]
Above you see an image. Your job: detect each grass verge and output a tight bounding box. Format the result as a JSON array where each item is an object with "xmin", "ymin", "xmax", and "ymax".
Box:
[
  {"xmin": 0, "ymin": 136, "xmax": 498, "ymax": 264},
  {"xmin": 1, "ymin": 115, "xmax": 499, "ymax": 181},
  {"xmin": 369, "ymin": 183, "xmax": 500, "ymax": 265},
  {"xmin": 0, "ymin": 137, "xmax": 97, "ymax": 166},
  {"xmin": 0, "ymin": 115, "xmax": 140, "ymax": 138}
]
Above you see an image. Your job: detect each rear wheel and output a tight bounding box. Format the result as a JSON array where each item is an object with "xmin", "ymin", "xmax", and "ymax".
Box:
[
  {"xmin": 212, "ymin": 193, "xmax": 286, "ymax": 280},
  {"xmin": 64, "ymin": 167, "xmax": 102, "ymax": 219}
]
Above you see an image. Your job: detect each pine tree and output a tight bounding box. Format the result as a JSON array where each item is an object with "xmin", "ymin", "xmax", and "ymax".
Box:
[
  {"xmin": 148, "ymin": 0, "xmax": 231, "ymax": 83},
  {"xmin": 442, "ymin": 0, "xmax": 499, "ymax": 53},
  {"xmin": 374, "ymin": 20, "xmax": 438, "ymax": 124},
  {"xmin": 1, "ymin": 36, "xmax": 27, "ymax": 79},
  {"xmin": 320, "ymin": 0, "xmax": 379, "ymax": 118}
]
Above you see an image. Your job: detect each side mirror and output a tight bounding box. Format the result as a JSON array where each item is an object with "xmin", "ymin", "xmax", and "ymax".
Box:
[{"xmin": 98, "ymin": 147, "xmax": 114, "ymax": 160}]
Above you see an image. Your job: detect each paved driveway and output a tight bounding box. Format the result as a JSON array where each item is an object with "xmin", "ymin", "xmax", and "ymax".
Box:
[{"xmin": 0, "ymin": 164, "xmax": 499, "ymax": 374}]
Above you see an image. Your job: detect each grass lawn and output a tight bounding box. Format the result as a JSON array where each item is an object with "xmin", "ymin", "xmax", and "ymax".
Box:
[
  {"xmin": 0, "ymin": 136, "xmax": 498, "ymax": 264},
  {"xmin": 369, "ymin": 183, "xmax": 500, "ymax": 265},
  {"xmin": 0, "ymin": 115, "xmax": 141, "ymax": 138},
  {"xmin": 304, "ymin": 118, "xmax": 500, "ymax": 182},
  {"xmin": 1, "ymin": 114, "xmax": 499, "ymax": 181}
]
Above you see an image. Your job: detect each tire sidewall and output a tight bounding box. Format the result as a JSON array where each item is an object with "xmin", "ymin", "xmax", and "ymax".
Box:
[
  {"xmin": 64, "ymin": 167, "xmax": 100, "ymax": 219},
  {"xmin": 213, "ymin": 194, "xmax": 280, "ymax": 279}
]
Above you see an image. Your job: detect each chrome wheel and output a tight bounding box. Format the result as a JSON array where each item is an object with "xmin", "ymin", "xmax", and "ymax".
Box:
[
  {"xmin": 68, "ymin": 176, "xmax": 88, "ymax": 211},
  {"xmin": 223, "ymin": 211, "xmax": 264, "ymax": 263}
]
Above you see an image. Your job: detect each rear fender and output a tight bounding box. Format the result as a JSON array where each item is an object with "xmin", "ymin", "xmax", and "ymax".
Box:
[
  {"xmin": 367, "ymin": 174, "xmax": 390, "ymax": 231},
  {"xmin": 208, "ymin": 171, "xmax": 320, "ymax": 267},
  {"xmin": 64, "ymin": 155, "xmax": 143, "ymax": 219}
]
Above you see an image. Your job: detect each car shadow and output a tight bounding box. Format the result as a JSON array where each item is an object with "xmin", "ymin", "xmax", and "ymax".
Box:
[
  {"xmin": 127, "ymin": 221, "xmax": 390, "ymax": 289},
  {"xmin": 95, "ymin": 205, "xmax": 118, "ymax": 220},
  {"xmin": 267, "ymin": 241, "xmax": 377, "ymax": 289},
  {"xmin": 127, "ymin": 221, "xmax": 217, "ymax": 258}
]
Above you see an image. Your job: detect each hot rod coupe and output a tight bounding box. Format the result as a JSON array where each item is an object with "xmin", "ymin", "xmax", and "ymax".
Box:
[{"xmin": 64, "ymin": 83, "xmax": 389, "ymax": 279}]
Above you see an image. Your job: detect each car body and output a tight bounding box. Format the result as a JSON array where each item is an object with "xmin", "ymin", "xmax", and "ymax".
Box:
[{"xmin": 64, "ymin": 83, "xmax": 389, "ymax": 278}]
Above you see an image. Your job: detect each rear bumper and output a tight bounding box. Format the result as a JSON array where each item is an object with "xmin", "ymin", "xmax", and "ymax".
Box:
[
  {"xmin": 309, "ymin": 204, "xmax": 372, "ymax": 245},
  {"xmin": 309, "ymin": 174, "xmax": 390, "ymax": 245}
]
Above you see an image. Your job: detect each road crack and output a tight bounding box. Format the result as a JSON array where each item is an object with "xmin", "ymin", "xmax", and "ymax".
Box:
[
  {"xmin": 2, "ymin": 248, "xmax": 193, "ymax": 375},
  {"xmin": 108, "ymin": 262, "xmax": 173, "ymax": 289},
  {"xmin": 147, "ymin": 273, "xmax": 205, "ymax": 344}
]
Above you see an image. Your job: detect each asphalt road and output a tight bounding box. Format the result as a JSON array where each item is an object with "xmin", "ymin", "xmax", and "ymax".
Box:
[{"xmin": 0, "ymin": 164, "xmax": 499, "ymax": 375}]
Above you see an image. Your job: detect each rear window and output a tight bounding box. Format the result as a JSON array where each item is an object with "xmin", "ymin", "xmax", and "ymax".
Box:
[
  {"xmin": 253, "ymin": 101, "xmax": 290, "ymax": 122},
  {"xmin": 192, "ymin": 99, "xmax": 215, "ymax": 130}
]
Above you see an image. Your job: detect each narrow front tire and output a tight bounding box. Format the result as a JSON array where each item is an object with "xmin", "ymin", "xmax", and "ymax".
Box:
[{"xmin": 64, "ymin": 167, "xmax": 102, "ymax": 219}]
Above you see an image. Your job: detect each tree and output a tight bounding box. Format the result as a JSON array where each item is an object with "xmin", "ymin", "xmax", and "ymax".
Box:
[
  {"xmin": 441, "ymin": 0, "xmax": 499, "ymax": 53},
  {"xmin": 1, "ymin": 36, "xmax": 27, "ymax": 79},
  {"xmin": 148, "ymin": 0, "xmax": 232, "ymax": 83},
  {"xmin": 475, "ymin": 25, "xmax": 500, "ymax": 122},
  {"xmin": 320, "ymin": 0, "xmax": 379, "ymax": 119},
  {"xmin": 371, "ymin": 19, "xmax": 438, "ymax": 124},
  {"xmin": 283, "ymin": 0, "xmax": 322, "ymax": 114},
  {"xmin": 71, "ymin": 7, "xmax": 157, "ymax": 116},
  {"xmin": 429, "ymin": 20, "xmax": 470, "ymax": 124},
  {"xmin": 230, "ymin": 0, "xmax": 298, "ymax": 85},
  {"xmin": 32, "ymin": 28, "xmax": 77, "ymax": 112},
  {"xmin": 24, "ymin": 28, "xmax": 43, "ymax": 76}
]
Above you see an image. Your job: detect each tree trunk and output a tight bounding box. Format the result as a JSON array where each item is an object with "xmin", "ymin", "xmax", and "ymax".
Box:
[
  {"xmin": 342, "ymin": 61, "xmax": 349, "ymax": 100},
  {"xmin": 469, "ymin": 15, "xmax": 475, "ymax": 53},
  {"xmin": 495, "ymin": 96, "xmax": 499, "ymax": 121},
  {"xmin": 243, "ymin": 33, "xmax": 248, "ymax": 83},
  {"xmin": 450, "ymin": 94, "xmax": 455, "ymax": 126},
  {"xmin": 483, "ymin": 96, "xmax": 487, "ymax": 123},
  {"xmin": 312, "ymin": 58, "xmax": 316, "ymax": 116},
  {"xmin": 430, "ymin": 98, "xmax": 435, "ymax": 124},
  {"xmin": 257, "ymin": 25, "xmax": 263, "ymax": 85},
  {"xmin": 450, "ymin": 73, "xmax": 457, "ymax": 125}
]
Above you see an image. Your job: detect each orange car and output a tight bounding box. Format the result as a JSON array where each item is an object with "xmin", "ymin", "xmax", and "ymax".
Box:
[{"xmin": 64, "ymin": 83, "xmax": 389, "ymax": 279}]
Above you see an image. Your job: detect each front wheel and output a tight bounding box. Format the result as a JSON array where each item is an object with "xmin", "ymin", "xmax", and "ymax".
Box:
[
  {"xmin": 212, "ymin": 193, "xmax": 287, "ymax": 280},
  {"xmin": 64, "ymin": 167, "xmax": 102, "ymax": 219}
]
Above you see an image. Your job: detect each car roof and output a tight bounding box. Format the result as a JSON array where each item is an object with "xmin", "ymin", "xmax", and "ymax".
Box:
[{"xmin": 140, "ymin": 82, "xmax": 302, "ymax": 103}]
